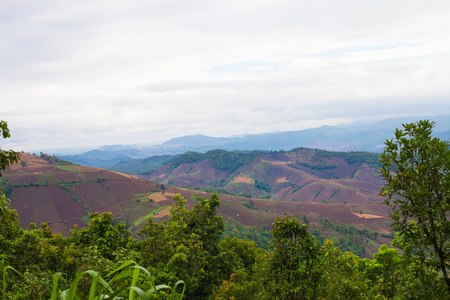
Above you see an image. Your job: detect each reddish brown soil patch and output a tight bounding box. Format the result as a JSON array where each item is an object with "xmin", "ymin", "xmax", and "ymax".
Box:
[
  {"xmin": 75, "ymin": 182, "xmax": 123, "ymax": 215},
  {"xmin": 148, "ymin": 193, "xmax": 168, "ymax": 202},
  {"xmin": 152, "ymin": 207, "xmax": 171, "ymax": 219},
  {"xmin": 232, "ymin": 176, "xmax": 254, "ymax": 184},
  {"xmin": 275, "ymin": 177, "xmax": 289, "ymax": 183},
  {"xmin": 352, "ymin": 212, "xmax": 384, "ymax": 219}
]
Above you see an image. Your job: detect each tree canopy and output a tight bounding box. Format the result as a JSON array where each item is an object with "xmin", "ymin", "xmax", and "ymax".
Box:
[{"xmin": 380, "ymin": 119, "xmax": 450, "ymax": 291}]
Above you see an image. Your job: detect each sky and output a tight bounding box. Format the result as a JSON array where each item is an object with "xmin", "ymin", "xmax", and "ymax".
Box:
[{"xmin": 2, "ymin": 0, "xmax": 450, "ymax": 153}]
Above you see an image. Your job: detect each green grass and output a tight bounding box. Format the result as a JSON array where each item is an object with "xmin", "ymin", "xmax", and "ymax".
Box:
[
  {"xmin": 3, "ymin": 261, "xmax": 185, "ymax": 300},
  {"xmin": 132, "ymin": 192, "xmax": 155, "ymax": 204},
  {"xmin": 81, "ymin": 215, "xmax": 91, "ymax": 223},
  {"xmin": 56, "ymin": 166, "xmax": 78, "ymax": 172},
  {"xmin": 36, "ymin": 173, "xmax": 60, "ymax": 185},
  {"xmin": 133, "ymin": 205, "xmax": 169, "ymax": 227}
]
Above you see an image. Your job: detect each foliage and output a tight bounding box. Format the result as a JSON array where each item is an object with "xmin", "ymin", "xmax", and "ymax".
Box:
[
  {"xmin": 109, "ymin": 155, "xmax": 174, "ymax": 175},
  {"xmin": 294, "ymin": 161, "xmax": 336, "ymax": 170},
  {"xmin": 265, "ymin": 216, "xmax": 323, "ymax": 299},
  {"xmin": 166, "ymin": 151, "xmax": 203, "ymax": 170},
  {"xmin": 320, "ymin": 240, "xmax": 372, "ymax": 299},
  {"xmin": 1, "ymin": 190, "xmax": 450, "ymax": 298},
  {"xmin": 2, "ymin": 261, "xmax": 185, "ymax": 300},
  {"xmin": 222, "ymin": 217, "xmax": 272, "ymax": 250},
  {"xmin": 253, "ymin": 179, "xmax": 271, "ymax": 194},
  {"xmin": 40, "ymin": 153, "xmax": 78, "ymax": 166},
  {"xmin": 176, "ymin": 185, "xmax": 245, "ymax": 197},
  {"xmin": 218, "ymin": 236, "xmax": 259, "ymax": 276},
  {"xmin": 362, "ymin": 244, "xmax": 403, "ymax": 298},
  {"xmin": 314, "ymin": 218, "xmax": 380, "ymax": 256},
  {"xmin": 138, "ymin": 194, "xmax": 225, "ymax": 299},
  {"xmin": 0, "ymin": 121, "xmax": 20, "ymax": 183},
  {"xmin": 287, "ymin": 162, "xmax": 338, "ymax": 179},
  {"xmin": 379, "ymin": 120, "xmax": 450, "ymax": 291},
  {"xmin": 289, "ymin": 147, "xmax": 382, "ymax": 168},
  {"xmin": 168, "ymin": 149, "xmax": 260, "ymax": 172},
  {"xmin": 70, "ymin": 212, "xmax": 133, "ymax": 260}
]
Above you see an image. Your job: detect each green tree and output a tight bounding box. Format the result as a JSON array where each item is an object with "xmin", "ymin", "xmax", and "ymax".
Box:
[
  {"xmin": 379, "ymin": 120, "xmax": 450, "ymax": 291},
  {"xmin": 138, "ymin": 193, "xmax": 225, "ymax": 299},
  {"xmin": 70, "ymin": 212, "xmax": 132, "ymax": 260},
  {"xmin": 362, "ymin": 244, "xmax": 403, "ymax": 298},
  {"xmin": 265, "ymin": 215, "xmax": 323, "ymax": 300},
  {"xmin": 217, "ymin": 236, "xmax": 258, "ymax": 280},
  {"xmin": 390, "ymin": 236, "xmax": 449, "ymax": 298},
  {"xmin": 321, "ymin": 240, "xmax": 371, "ymax": 299}
]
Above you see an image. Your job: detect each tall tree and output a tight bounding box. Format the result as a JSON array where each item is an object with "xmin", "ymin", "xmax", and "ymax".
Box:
[
  {"xmin": 138, "ymin": 193, "xmax": 225, "ymax": 299},
  {"xmin": 266, "ymin": 215, "xmax": 322, "ymax": 300},
  {"xmin": 379, "ymin": 120, "xmax": 450, "ymax": 291}
]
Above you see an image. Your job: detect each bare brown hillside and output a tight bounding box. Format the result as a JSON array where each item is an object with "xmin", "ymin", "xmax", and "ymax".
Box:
[
  {"xmin": 3, "ymin": 154, "xmax": 174, "ymax": 235},
  {"xmin": 143, "ymin": 149, "xmax": 384, "ymax": 204}
]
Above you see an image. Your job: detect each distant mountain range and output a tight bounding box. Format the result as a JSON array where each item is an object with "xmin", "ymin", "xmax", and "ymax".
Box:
[{"xmin": 57, "ymin": 115, "xmax": 450, "ymax": 169}]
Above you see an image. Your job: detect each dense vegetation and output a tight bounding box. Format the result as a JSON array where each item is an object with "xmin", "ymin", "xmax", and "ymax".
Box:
[
  {"xmin": 167, "ymin": 149, "xmax": 261, "ymax": 172},
  {"xmin": 290, "ymin": 147, "xmax": 383, "ymax": 168},
  {"xmin": 380, "ymin": 120, "xmax": 450, "ymax": 290},
  {"xmin": 114, "ymin": 147, "xmax": 382, "ymax": 176},
  {"xmin": 39, "ymin": 153, "xmax": 78, "ymax": 166},
  {"xmin": 313, "ymin": 218, "xmax": 379, "ymax": 256},
  {"xmin": 110, "ymin": 155, "xmax": 173, "ymax": 175},
  {"xmin": 168, "ymin": 185, "xmax": 254, "ymax": 198}
]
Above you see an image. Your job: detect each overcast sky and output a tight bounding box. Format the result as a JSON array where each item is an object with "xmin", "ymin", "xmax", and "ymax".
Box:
[{"xmin": 2, "ymin": 1, "xmax": 450, "ymax": 152}]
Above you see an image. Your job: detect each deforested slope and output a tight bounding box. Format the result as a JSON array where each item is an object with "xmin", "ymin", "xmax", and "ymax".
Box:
[{"xmin": 143, "ymin": 148, "xmax": 384, "ymax": 204}]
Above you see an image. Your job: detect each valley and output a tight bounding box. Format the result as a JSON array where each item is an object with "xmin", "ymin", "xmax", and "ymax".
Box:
[{"xmin": 2, "ymin": 151, "xmax": 392, "ymax": 257}]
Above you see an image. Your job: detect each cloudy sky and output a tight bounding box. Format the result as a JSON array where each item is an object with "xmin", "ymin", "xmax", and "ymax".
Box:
[{"xmin": 2, "ymin": 1, "xmax": 450, "ymax": 152}]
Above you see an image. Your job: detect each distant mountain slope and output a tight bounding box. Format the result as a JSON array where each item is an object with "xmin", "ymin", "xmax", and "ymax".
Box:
[
  {"xmin": 57, "ymin": 115, "xmax": 450, "ymax": 169},
  {"xmin": 142, "ymin": 148, "xmax": 384, "ymax": 204},
  {"xmin": 2, "ymin": 153, "xmax": 173, "ymax": 235},
  {"xmin": 3, "ymin": 153, "xmax": 393, "ymax": 256},
  {"xmin": 109, "ymin": 155, "xmax": 173, "ymax": 174}
]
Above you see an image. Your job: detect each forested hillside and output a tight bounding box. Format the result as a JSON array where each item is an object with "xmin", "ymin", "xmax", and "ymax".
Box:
[{"xmin": 143, "ymin": 148, "xmax": 384, "ymax": 203}]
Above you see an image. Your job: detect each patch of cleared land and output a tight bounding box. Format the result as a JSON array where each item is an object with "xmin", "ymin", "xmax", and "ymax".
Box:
[
  {"xmin": 352, "ymin": 212, "xmax": 384, "ymax": 219},
  {"xmin": 133, "ymin": 205, "xmax": 170, "ymax": 226},
  {"xmin": 275, "ymin": 177, "xmax": 289, "ymax": 183},
  {"xmin": 151, "ymin": 206, "xmax": 171, "ymax": 219},
  {"xmin": 232, "ymin": 176, "xmax": 254, "ymax": 184},
  {"xmin": 148, "ymin": 192, "xmax": 168, "ymax": 202}
]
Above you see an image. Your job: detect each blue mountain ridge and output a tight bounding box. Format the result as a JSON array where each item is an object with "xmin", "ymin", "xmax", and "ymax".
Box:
[{"xmin": 58, "ymin": 115, "xmax": 450, "ymax": 169}]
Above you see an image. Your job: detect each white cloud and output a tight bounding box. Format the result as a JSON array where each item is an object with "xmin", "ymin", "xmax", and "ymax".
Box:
[{"xmin": 1, "ymin": 1, "xmax": 450, "ymax": 152}]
